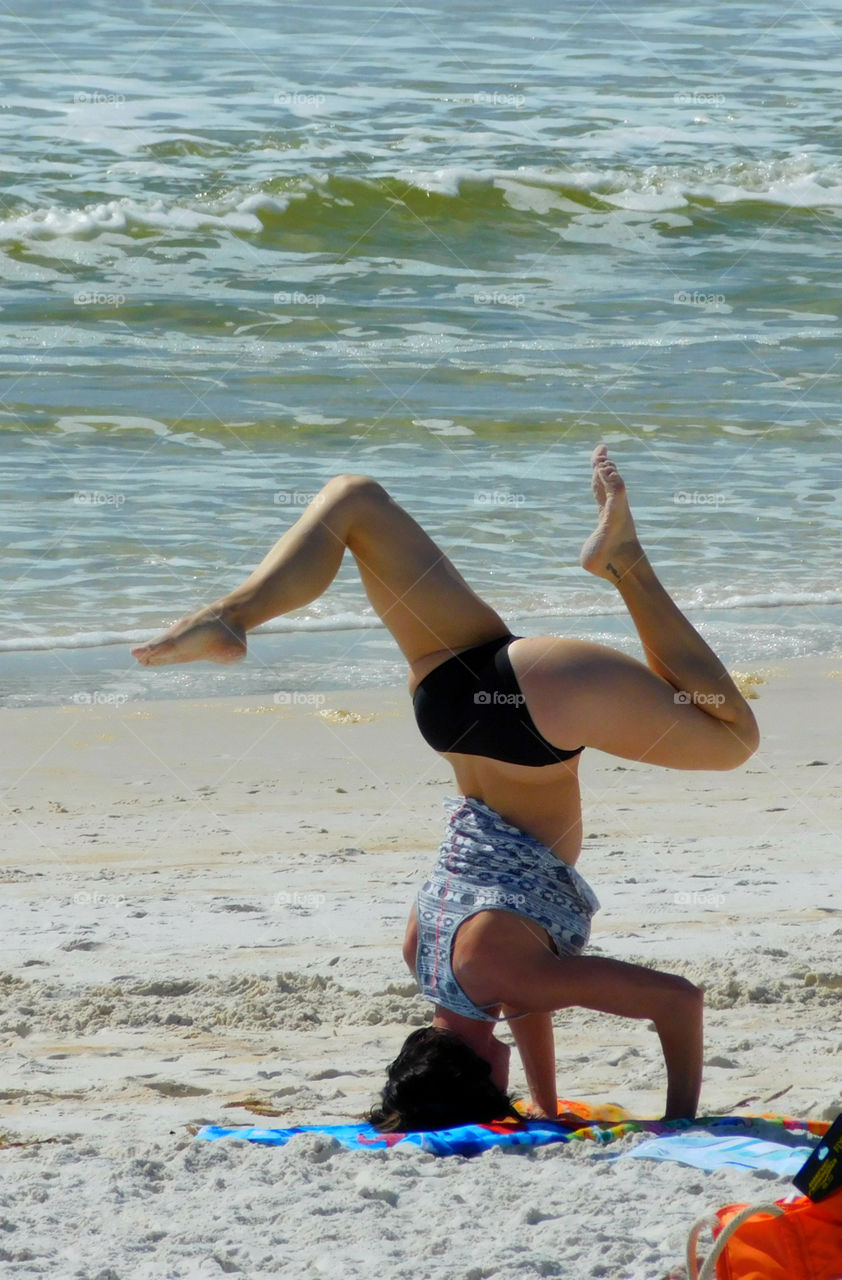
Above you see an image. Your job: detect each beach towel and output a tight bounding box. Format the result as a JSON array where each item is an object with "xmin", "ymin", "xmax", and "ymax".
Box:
[
  {"xmin": 621, "ymin": 1131, "xmax": 814, "ymax": 1177},
  {"xmin": 196, "ymin": 1101, "xmax": 829, "ymax": 1165}
]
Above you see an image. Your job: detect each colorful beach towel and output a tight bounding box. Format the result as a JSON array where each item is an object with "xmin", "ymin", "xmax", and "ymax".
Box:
[{"xmin": 196, "ymin": 1100, "xmax": 828, "ymax": 1164}]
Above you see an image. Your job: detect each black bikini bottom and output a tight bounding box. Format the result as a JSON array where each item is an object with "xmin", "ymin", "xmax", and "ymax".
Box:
[{"xmin": 411, "ymin": 633, "xmax": 584, "ymax": 768}]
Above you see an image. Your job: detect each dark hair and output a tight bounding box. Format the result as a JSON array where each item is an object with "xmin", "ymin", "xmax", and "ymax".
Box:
[{"xmin": 368, "ymin": 1026, "xmax": 520, "ymax": 1132}]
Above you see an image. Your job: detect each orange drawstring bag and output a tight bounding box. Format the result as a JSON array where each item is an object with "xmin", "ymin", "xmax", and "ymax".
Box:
[{"xmin": 687, "ymin": 1188, "xmax": 842, "ymax": 1280}]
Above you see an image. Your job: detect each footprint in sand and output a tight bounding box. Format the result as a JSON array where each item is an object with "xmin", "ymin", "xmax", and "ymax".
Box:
[{"xmin": 144, "ymin": 1081, "xmax": 211, "ymax": 1097}]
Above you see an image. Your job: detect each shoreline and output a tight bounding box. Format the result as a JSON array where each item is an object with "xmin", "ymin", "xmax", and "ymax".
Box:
[{"xmin": 3, "ymin": 603, "xmax": 842, "ymax": 711}]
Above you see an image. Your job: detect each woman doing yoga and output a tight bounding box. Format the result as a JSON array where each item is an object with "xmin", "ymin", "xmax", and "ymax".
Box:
[{"xmin": 133, "ymin": 447, "xmax": 759, "ymax": 1130}]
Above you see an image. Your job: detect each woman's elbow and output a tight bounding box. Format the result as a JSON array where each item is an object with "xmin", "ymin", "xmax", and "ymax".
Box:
[{"xmin": 657, "ymin": 974, "xmax": 704, "ymax": 1018}]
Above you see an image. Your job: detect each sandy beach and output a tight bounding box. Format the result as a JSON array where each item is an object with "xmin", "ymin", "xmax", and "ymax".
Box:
[{"xmin": 1, "ymin": 654, "xmax": 840, "ymax": 1278}]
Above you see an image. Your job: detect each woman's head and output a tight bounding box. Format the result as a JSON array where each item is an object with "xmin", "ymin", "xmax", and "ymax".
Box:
[{"xmin": 368, "ymin": 1026, "xmax": 519, "ymax": 1132}]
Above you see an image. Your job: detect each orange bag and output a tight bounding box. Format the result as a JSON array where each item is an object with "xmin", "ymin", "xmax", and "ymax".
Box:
[{"xmin": 687, "ymin": 1188, "xmax": 842, "ymax": 1280}]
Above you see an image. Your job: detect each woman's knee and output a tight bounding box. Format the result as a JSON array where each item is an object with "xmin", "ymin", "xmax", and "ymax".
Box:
[
  {"xmin": 707, "ymin": 714, "xmax": 760, "ymax": 770},
  {"xmin": 322, "ymin": 473, "xmax": 388, "ymax": 508}
]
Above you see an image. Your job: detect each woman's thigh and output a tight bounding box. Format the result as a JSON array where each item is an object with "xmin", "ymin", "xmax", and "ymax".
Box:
[
  {"xmin": 345, "ymin": 480, "xmax": 509, "ymax": 675},
  {"xmin": 509, "ymin": 635, "xmax": 751, "ymax": 770}
]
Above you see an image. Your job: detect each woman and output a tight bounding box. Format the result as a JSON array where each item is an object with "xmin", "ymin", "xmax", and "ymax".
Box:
[{"xmin": 133, "ymin": 446, "xmax": 759, "ymax": 1129}]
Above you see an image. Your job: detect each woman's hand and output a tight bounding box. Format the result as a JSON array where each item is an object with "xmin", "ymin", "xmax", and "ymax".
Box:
[{"xmin": 522, "ymin": 1104, "xmax": 591, "ymax": 1128}]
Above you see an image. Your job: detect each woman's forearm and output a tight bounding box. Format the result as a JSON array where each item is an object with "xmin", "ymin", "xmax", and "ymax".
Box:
[{"xmin": 505, "ymin": 1011, "xmax": 558, "ymax": 1118}]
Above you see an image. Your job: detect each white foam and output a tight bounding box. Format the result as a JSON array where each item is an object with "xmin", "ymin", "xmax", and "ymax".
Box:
[
  {"xmin": 397, "ymin": 155, "xmax": 842, "ymax": 213},
  {"xmin": 395, "ymin": 166, "xmax": 494, "ymax": 196},
  {"xmin": 54, "ymin": 414, "xmax": 170, "ymax": 436},
  {"xmin": 4, "ymin": 155, "xmax": 842, "ymax": 248},
  {"xmin": 515, "ymin": 590, "xmax": 842, "ymax": 619},
  {"xmin": 0, "ymin": 192, "xmax": 291, "ymax": 242},
  {"xmin": 413, "ymin": 418, "xmax": 474, "ymax": 436},
  {"xmin": 2, "ymin": 593, "xmax": 839, "ymax": 657},
  {"xmin": 0, "ymin": 613, "xmax": 384, "ymax": 655}
]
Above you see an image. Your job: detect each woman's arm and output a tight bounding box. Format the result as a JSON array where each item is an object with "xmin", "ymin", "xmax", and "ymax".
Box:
[
  {"xmin": 497, "ymin": 953, "xmax": 704, "ymax": 1120},
  {"xmin": 501, "ymin": 1010, "xmax": 558, "ymax": 1118},
  {"xmin": 501, "ymin": 1013, "xmax": 599, "ymax": 1126}
]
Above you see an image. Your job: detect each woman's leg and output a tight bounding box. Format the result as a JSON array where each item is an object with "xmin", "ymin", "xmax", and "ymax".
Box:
[
  {"xmin": 132, "ymin": 474, "xmax": 508, "ymax": 672},
  {"xmin": 509, "ymin": 446, "xmax": 759, "ymax": 770}
]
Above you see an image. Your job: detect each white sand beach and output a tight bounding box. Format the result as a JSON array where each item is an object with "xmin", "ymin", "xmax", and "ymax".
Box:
[{"xmin": 1, "ymin": 655, "xmax": 840, "ymax": 1278}]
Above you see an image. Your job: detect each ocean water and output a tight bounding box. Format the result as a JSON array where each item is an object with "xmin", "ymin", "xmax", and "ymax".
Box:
[{"xmin": 2, "ymin": 0, "xmax": 841, "ymax": 707}]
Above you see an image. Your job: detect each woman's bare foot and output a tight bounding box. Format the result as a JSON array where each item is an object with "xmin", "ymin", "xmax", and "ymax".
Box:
[
  {"xmin": 579, "ymin": 445, "xmax": 646, "ymax": 583},
  {"xmin": 131, "ymin": 605, "xmax": 246, "ymax": 667}
]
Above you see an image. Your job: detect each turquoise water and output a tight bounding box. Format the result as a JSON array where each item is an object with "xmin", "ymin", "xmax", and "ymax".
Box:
[{"xmin": 2, "ymin": 1, "xmax": 841, "ymax": 706}]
